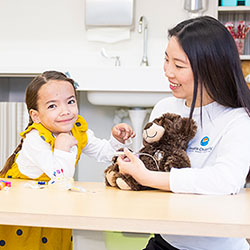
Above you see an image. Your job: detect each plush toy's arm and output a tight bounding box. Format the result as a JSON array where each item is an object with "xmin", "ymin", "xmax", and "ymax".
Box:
[
  {"xmin": 180, "ymin": 118, "xmax": 197, "ymax": 140},
  {"xmin": 104, "ymin": 147, "xmax": 147, "ymax": 191},
  {"xmin": 164, "ymin": 150, "xmax": 191, "ymax": 172},
  {"xmin": 104, "ymin": 164, "xmax": 120, "ymax": 187}
]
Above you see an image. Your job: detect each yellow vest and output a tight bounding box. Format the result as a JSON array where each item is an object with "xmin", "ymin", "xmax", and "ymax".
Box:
[{"xmin": 4, "ymin": 115, "xmax": 88, "ymax": 181}]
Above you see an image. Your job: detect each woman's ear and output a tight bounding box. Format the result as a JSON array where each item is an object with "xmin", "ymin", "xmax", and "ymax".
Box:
[{"xmin": 29, "ymin": 109, "xmax": 40, "ymax": 124}]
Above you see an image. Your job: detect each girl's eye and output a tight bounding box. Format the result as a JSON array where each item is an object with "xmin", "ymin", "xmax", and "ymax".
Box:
[
  {"xmin": 68, "ymin": 99, "xmax": 76, "ymax": 104},
  {"xmin": 164, "ymin": 57, "xmax": 169, "ymax": 62},
  {"xmin": 48, "ymin": 104, "xmax": 56, "ymax": 109}
]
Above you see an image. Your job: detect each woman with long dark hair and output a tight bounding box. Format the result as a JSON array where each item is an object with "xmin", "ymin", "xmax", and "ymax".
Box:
[{"xmin": 117, "ymin": 16, "xmax": 250, "ymax": 250}]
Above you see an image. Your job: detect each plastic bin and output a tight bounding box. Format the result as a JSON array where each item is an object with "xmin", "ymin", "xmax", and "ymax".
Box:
[
  {"xmin": 105, "ymin": 232, "xmax": 152, "ymax": 250},
  {"xmin": 221, "ymin": 0, "xmax": 237, "ymax": 6}
]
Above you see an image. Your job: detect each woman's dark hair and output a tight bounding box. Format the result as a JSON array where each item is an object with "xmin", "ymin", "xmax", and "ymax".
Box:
[
  {"xmin": 168, "ymin": 16, "xmax": 250, "ymax": 120},
  {"xmin": 0, "ymin": 71, "xmax": 76, "ymax": 177},
  {"xmin": 169, "ymin": 16, "xmax": 250, "ymax": 182}
]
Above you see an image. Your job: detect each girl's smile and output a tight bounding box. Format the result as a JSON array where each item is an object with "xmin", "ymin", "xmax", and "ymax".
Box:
[{"xmin": 57, "ymin": 117, "xmax": 75, "ymax": 123}]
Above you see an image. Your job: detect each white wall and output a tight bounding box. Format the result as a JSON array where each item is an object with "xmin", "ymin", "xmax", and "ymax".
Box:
[
  {"xmin": 0, "ymin": 0, "xmax": 216, "ymax": 70},
  {"xmin": 0, "ymin": 0, "xmax": 217, "ymax": 182},
  {"xmin": 0, "ymin": 1, "xmax": 217, "ymax": 249},
  {"xmin": 0, "ymin": 1, "xmax": 217, "ymax": 182}
]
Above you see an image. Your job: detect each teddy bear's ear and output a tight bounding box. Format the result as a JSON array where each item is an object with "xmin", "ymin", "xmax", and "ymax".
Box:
[
  {"xmin": 176, "ymin": 117, "xmax": 197, "ymax": 139},
  {"xmin": 162, "ymin": 113, "xmax": 181, "ymax": 122},
  {"xmin": 152, "ymin": 113, "xmax": 176, "ymax": 127}
]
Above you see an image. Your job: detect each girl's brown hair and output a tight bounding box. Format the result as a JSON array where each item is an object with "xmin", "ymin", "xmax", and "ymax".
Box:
[{"xmin": 0, "ymin": 71, "xmax": 76, "ymax": 177}]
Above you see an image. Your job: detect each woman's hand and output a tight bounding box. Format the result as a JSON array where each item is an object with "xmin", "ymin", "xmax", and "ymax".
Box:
[
  {"xmin": 112, "ymin": 123, "xmax": 136, "ymax": 144},
  {"xmin": 117, "ymin": 148, "xmax": 171, "ymax": 191},
  {"xmin": 54, "ymin": 133, "xmax": 78, "ymax": 152},
  {"xmin": 117, "ymin": 148, "xmax": 149, "ymax": 186}
]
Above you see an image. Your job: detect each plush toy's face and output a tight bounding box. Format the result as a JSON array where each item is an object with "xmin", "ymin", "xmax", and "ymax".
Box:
[
  {"xmin": 142, "ymin": 113, "xmax": 198, "ymax": 149},
  {"xmin": 143, "ymin": 122, "xmax": 165, "ymax": 144},
  {"xmin": 142, "ymin": 113, "xmax": 186, "ymax": 146}
]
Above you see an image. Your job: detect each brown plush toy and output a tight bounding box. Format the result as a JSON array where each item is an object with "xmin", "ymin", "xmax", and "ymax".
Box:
[{"xmin": 104, "ymin": 112, "xmax": 197, "ymax": 191}]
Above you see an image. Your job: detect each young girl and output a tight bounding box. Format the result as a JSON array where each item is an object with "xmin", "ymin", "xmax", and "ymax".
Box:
[
  {"xmin": 117, "ymin": 16, "xmax": 250, "ymax": 250},
  {"xmin": 0, "ymin": 70, "xmax": 135, "ymax": 250}
]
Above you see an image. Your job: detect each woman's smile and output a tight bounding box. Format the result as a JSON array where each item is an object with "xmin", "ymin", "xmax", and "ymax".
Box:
[{"xmin": 169, "ymin": 80, "xmax": 182, "ymax": 90}]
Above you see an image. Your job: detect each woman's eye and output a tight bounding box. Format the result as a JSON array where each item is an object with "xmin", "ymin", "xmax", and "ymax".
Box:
[
  {"xmin": 165, "ymin": 57, "xmax": 169, "ymax": 62},
  {"xmin": 48, "ymin": 104, "xmax": 56, "ymax": 109},
  {"xmin": 176, "ymin": 65, "xmax": 184, "ymax": 69},
  {"xmin": 68, "ymin": 99, "xmax": 76, "ymax": 104}
]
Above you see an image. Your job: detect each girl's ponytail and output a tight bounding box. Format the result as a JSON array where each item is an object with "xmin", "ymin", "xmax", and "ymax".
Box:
[
  {"xmin": 0, "ymin": 140, "xmax": 23, "ymax": 177},
  {"xmin": 246, "ymin": 171, "xmax": 250, "ymax": 183},
  {"xmin": 0, "ymin": 120, "xmax": 33, "ymax": 177}
]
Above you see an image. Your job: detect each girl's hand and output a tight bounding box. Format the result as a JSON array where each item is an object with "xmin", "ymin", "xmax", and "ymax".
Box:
[
  {"xmin": 54, "ymin": 133, "xmax": 78, "ymax": 152},
  {"xmin": 117, "ymin": 148, "xmax": 149, "ymax": 186},
  {"xmin": 112, "ymin": 123, "xmax": 136, "ymax": 144}
]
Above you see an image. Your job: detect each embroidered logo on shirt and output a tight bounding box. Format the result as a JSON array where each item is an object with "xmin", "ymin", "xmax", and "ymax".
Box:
[
  {"xmin": 188, "ymin": 136, "xmax": 213, "ymax": 153},
  {"xmin": 200, "ymin": 136, "xmax": 209, "ymax": 146}
]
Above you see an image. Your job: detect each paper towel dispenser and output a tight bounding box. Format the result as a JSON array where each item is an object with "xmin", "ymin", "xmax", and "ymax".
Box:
[{"xmin": 85, "ymin": 0, "xmax": 134, "ymax": 28}]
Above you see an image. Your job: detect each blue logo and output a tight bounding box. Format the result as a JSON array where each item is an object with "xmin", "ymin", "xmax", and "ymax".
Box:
[{"xmin": 200, "ymin": 136, "xmax": 209, "ymax": 146}]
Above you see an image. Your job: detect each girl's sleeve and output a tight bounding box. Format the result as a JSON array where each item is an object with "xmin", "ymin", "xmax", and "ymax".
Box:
[
  {"xmin": 82, "ymin": 129, "xmax": 125, "ymax": 162},
  {"xmin": 169, "ymin": 121, "xmax": 250, "ymax": 195},
  {"xmin": 17, "ymin": 130, "xmax": 77, "ymax": 179}
]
